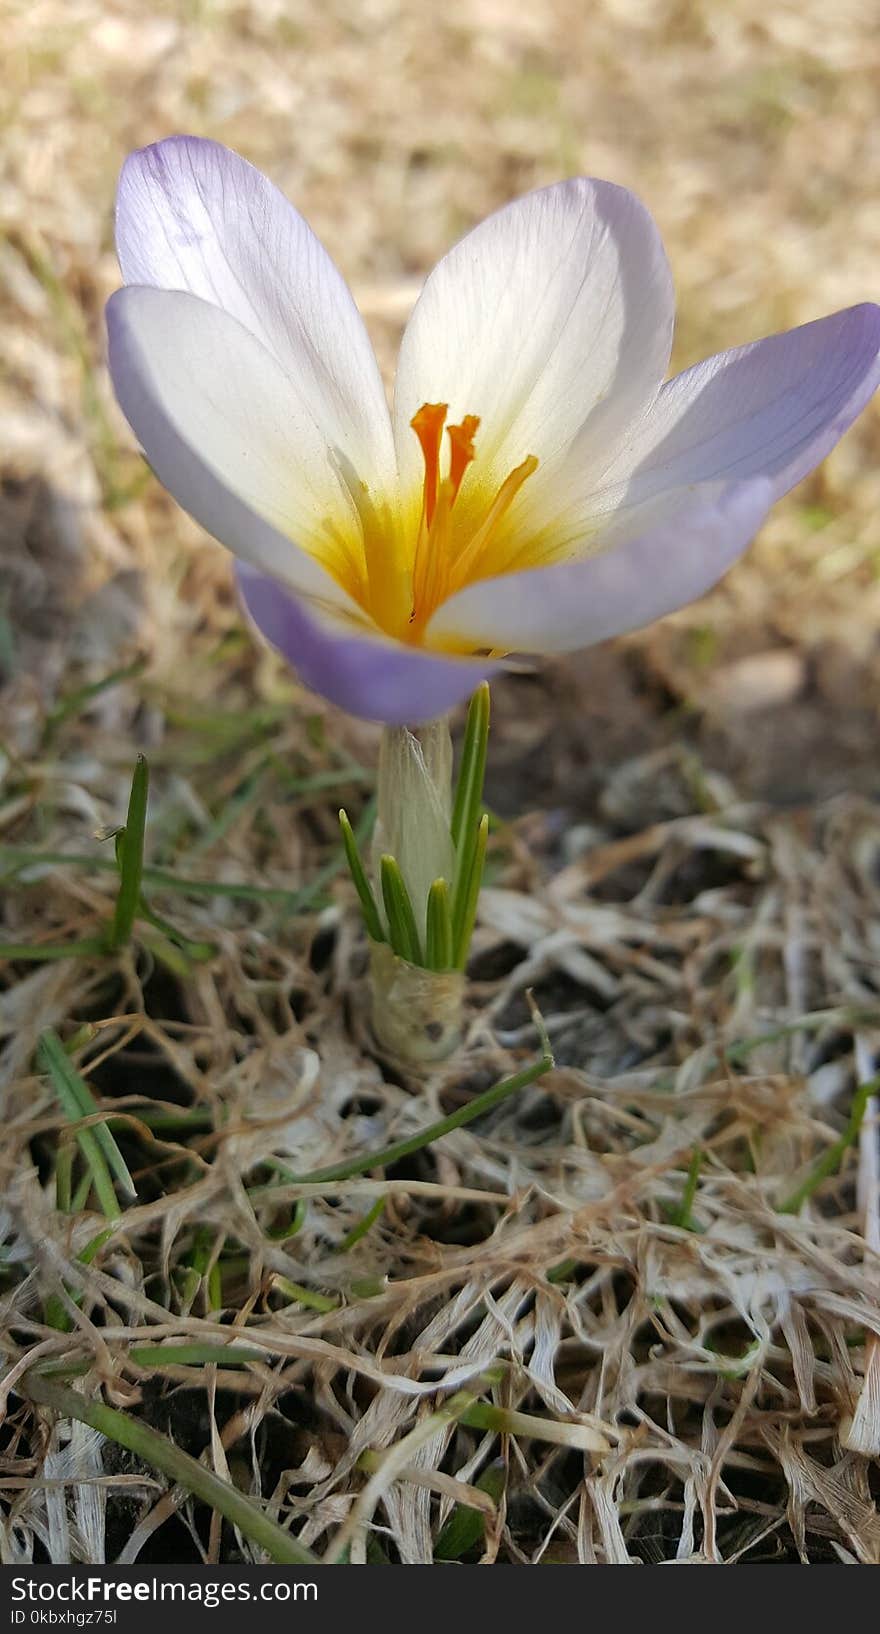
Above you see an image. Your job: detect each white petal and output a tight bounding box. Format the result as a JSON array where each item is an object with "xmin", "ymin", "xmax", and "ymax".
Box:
[
  {"xmin": 116, "ymin": 136, "xmax": 395, "ymax": 484},
  {"xmin": 595, "ymin": 303, "xmax": 880, "ymax": 507},
  {"xmin": 393, "ymin": 178, "xmax": 674, "ymax": 497},
  {"xmin": 107, "ymin": 285, "xmax": 363, "ymax": 609},
  {"xmin": 427, "ymin": 479, "xmax": 773, "ymax": 654}
]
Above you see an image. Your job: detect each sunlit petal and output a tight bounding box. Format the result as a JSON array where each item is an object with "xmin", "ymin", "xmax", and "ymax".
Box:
[
  {"xmin": 107, "ymin": 285, "xmax": 364, "ymax": 609},
  {"xmin": 116, "ymin": 135, "xmax": 395, "ymax": 485},
  {"xmin": 595, "ymin": 303, "xmax": 880, "ymax": 507},
  {"xmin": 427, "ymin": 478, "xmax": 773, "ymax": 654},
  {"xmin": 394, "ymin": 179, "xmax": 674, "ymax": 501}
]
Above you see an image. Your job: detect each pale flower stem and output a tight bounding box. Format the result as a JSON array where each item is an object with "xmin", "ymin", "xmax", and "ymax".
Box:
[
  {"xmin": 370, "ymin": 713, "xmax": 465, "ymax": 1064},
  {"xmin": 372, "ymin": 717, "xmax": 454, "ymax": 916}
]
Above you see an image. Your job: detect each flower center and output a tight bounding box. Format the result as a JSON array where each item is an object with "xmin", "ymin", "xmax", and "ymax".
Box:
[
  {"xmin": 407, "ymin": 404, "xmax": 538, "ymax": 644},
  {"xmin": 323, "ymin": 405, "xmax": 539, "ymax": 647}
]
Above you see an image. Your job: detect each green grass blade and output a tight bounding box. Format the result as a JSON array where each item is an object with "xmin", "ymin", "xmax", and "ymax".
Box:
[
  {"xmin": 336, "ymin": 1196, "xmax": 386, "ymax": 1253},
  {"xmin": 136, "ymin": 895, "xmax": 216, "ymax": 961},
  {"xmin": 434, "ymin": 1460, "xmax": 505, "ymax": 1561},
  {"xmin": 48, "ymin": 1033, "xmax": 137, "ymax": 1199},
  {"xmin": 71, "ymin": 1170, "xmax": 93, "ymax": 1212},
  {"xmin": 780, "ymin": 1073, "xmax": 878, "ymax": 1214},
  {"xmin": 380, "ymin": 854, "xmax": 422, "ymax": 964},
  {"xmin": 339, "ymin": 808, "xmax": 385, "ymax": 942},
  {"xmin": 39, "ymin": 1030, "xmax": 136, "ymax": 1209},
  {"xmin": 452, "ymin": 813, "xmax": 488, "ymax": 969},
  {"xmin": 263, "ymin": 1198, "xmax": 308, "ymax": 1242},
  {"xmin": 271, "ymin": 1277, "xmax": 339, "ymax": 1313},
  {"xmin": 0, "ymin": 601, "xmax": 16, "ymax": 676},
  {"xmin": 455, "ymin": 1400, "xmax": 609, "ymax": 1451},
  {"xmin": 272, "ymin": 1017, "xmax": 554, "ymax": 1188},
  {"xmin": 41, "ymin": 1048, "xmax": 120, "ymax": 1221},
  {"xmin": 18, "ymin": 1372, "xmax": 318, "ymax": 1566},
  {"xmin": 188, "ymin": 765, "xmax": 269, "ymax": 857},
  {"xmin": 55, "ymin": 1142, "xmax": 74, "ymax": 1212},
  {"xmin": 42, "ymin": 657, "xmax": 146, "ymax": 745},
  {"xmin": 0, "ymin": 847, "xmax": 332, "ymax": 910},
  {"xmin": 108, "ymin": 754, "xmax": 149, "ymax": 950},
  {"xmin": 450, "ymin": 685, "xmax": 490, "ymax": 965},
  {"xmin": 0, "ymin": 937, "xmax": 106, "ymax": 964},
  {"xmin": 669, "ymin": 1146, "xmax": 704, "ymax": 1230},
  {"xmin": 451, "ymin": 683, "xmax": 490, "ymax": 851},
  {"xmin": 545, "ymin": 1257, "xmax": 580, "ymax": 1284},
  {"xmin": 39, "ymin": 1343, "xmax": 269, "ymax": 1377},
  {"xmin": 58, "ymin": 1133, "xmax": 116, "ymax": 1221},
  {"xmin": 44, "ymin": 1227, "xmax": 114, "ymax": 1332},
  {"xmin": 425, "ymin": 877, "xmax": 453, "ymax": 970},
  {"xmin": 130, "ymin": 1343, "xmax": 266, "ymax": 1370}
]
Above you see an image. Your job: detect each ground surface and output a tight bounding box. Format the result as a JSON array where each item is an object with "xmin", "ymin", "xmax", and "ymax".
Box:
[{"xmin": 1, "ymin": 0, "xmax": 880, "ymax": 1566}]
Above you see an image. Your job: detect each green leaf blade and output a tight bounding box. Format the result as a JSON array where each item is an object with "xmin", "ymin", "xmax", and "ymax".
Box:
[
  {"xmin": 425, "ymin": 877, "xmax": 453, "ymax": 970},
  {"xmin": 451, "ymin": 682, "xmax": 490, "ymax": 851},
  {"xmin": 339, "ymin": 808, "xmax": 385, "ymax": 943},
  {"xmin": 39, "ymin": 1030, "xmax": 136, "ymax": 1214},
  {"xmin": 109, "ymin": 754, "xmax": 149, "ymax": 950},
  {"xmin": 0, "ymin": 937, "xmax": 107, "ymax": 964},
  {"xmin": 379, "ymin": 854, "xmax": 423, "ymax": 965},
  {"xmin": 434, "ymin": 1461, "xmax": 505, "ymax": 1561},
  {"xmin": 452, "ymin": 812, "xmax": 489, "ymax": 969},
  {"xmin": 272, "ymin": 1012, "xmax": 554, "ymax": 1189},
  {"xmin": 19, "ymin": 1373, "xmax": 318, "ymax": 1566}
]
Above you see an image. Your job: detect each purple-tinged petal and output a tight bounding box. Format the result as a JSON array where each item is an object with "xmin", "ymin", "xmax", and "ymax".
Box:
[
  {"xmin": 116, "ymin": 136, "xmax": 395, "ymax": 483},
  {"xmin": 428, "ymin": 478, "xmax": 774, "ymax": 655},
  {"xmin": 237, "ymin": 565, "xmax": 498, "ymax": 725},
  {"xmin": 106, "ymin": 285, "xmax": 363, "ymax": 608},
  {"xmin": 597, "ymin": 303, "xmax": 880, "ymax": 507},
  {"xmin": 394, "ymin": 178, "xmax": 674, "ymax": 505}
]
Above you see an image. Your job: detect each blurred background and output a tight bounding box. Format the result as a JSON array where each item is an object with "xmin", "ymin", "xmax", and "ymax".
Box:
[
  {"xmin": 3, "ymin": 0, "xmax": 880, "ymax": 805},
  {"xmin": 3, "ymin": 4, "xmax": 880, "ymax": 1566}
]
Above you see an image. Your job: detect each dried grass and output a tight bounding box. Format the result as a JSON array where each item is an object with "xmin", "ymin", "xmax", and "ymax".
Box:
[{"xmin": 2, "ymin": 0, "xmax": 880, "ymax": 1567}]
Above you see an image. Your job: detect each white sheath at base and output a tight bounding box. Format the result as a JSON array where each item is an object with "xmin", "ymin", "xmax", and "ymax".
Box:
[{"xmin": 370, "ymin": 941, "xmax": 465, "ymax": 1064}]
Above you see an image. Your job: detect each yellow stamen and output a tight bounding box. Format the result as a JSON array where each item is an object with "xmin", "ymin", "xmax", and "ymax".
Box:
[
  {"xmin": 414, "ymin": 475, "xmax": 454, "ymax": 633},
  {"xmin": 447, "ymin": 453, "xmax": 539, "ymax": 593},
  {"xmin": 317, "ymin": 403, "xmax": 540, "ymax": 650},
  {"xmin": 335, "ymin": 456, "xmax": 411, "ymax": 639}
]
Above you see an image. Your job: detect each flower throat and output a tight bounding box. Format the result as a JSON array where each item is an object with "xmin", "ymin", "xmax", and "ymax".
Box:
[{"xmin": 326, "ymin": 404, "xmax": 539, "ymax": 645}]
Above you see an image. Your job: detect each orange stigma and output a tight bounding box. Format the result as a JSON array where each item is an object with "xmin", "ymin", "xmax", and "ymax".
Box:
[
  {"xmin": 408, "ymin": 402, "xmax": 538, "ymax": 641},
  {"xmin": 446, "ymin": 413, "xmax": 480, "ymax": 503},
  {"xmin": 410, "ymin": 402, "xmax": 448, "ymax": 530}
]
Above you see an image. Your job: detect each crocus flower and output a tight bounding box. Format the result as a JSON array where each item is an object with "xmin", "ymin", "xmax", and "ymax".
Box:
[{"xmin": 107, "ymin": 137, "xmax": 880, "ymax": 726}]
